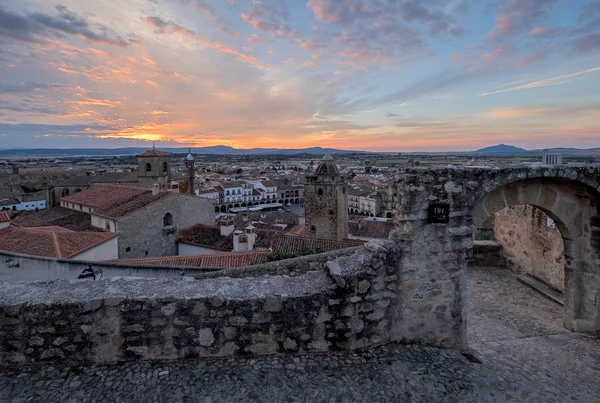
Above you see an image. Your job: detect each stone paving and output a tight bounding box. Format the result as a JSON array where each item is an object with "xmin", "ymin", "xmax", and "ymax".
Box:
[{"xmin": 1, "ymin": 266, "xmax": 599, "ymax": 402}]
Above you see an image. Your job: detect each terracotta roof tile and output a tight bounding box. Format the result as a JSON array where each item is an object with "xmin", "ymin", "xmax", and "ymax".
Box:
[
  {"xmin": 61, "ymin": 184, "xmax": 149, "ymax": 209},
  {"xmin": 269, "ymin": 236, "xmax": 364, "ymax": 254},
  {"xmin": 95, "ymin": 191, "xmax": 175, "ymax": 220},
  {"xmin": 110, "ymin": 251, "xmax": 270, "ymax": 268},
  {"xmin": 179, "ymin": 223, "xmax": 364, "ymax": 255},
  {"xmin": 11, "ymin": 207, "xmax": 103, "ymax": 232},
  {"xmin": 0, "ymin": 226, "xmax": 117, "ymax": 259},
  {"xmin": 137, "ymin": 149, "xmax": 170, "ymax": 157}
]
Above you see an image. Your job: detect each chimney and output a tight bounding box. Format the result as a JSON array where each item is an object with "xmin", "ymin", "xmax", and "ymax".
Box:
[
  {"xmin": 220, "ymin": 216, "xmax": 234, "ymax": 236},
  {"xmin": 152, "ymin": 183, "xmax": 160, "ymax": 196},
  {"xmin": 245, "ymin": 225, "xmax": 256, "ymax": 251},
  {"xmin": 233, "ymin": 230, "xmax": 248, "ymax": 252}
]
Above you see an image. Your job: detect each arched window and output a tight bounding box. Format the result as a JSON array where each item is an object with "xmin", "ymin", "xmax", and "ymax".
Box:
[
  {"xmin": 163, "ymin": 213, "xmax": 173, "ymax": 227},
  {"xmin": 163, "ymin": 161, "xmax": 168, "ymax": 172},
  {"xmin": 317, "ymin": 188, "xmax": 323, "ymax": 196},
  {"xmin": 146, "ymin": 163, "xmax": 152, "ymax": 172}
]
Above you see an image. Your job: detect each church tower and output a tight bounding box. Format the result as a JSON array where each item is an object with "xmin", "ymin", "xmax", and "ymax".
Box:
[
  {"xmin": 137, "ymin": 145, "xmax": 171, "ymax": 190},
  {"xmin": 185, "ymin": 149, "xmax": 195, "ymax": 195},
  {"xmin": 304, "ymin": 155, "xmax": 348, "ymax": 241}
]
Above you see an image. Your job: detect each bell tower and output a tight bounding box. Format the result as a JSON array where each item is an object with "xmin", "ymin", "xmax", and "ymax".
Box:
[
  {"xmin": 137, "ymin": 144, "xmax": 171, "ymax": 190},
  {"xmin": 185, "ymin": 149, "xmax": 195, "ymax": 195},
  {"xmin": 304, "ymin": 155, "xmax": 348, "ymax": 241}
]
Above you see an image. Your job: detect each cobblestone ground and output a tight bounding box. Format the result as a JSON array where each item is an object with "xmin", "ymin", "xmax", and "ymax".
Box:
[{"xmin": 0, "ymin": 267, "xmax": 598, "ymax": 402}]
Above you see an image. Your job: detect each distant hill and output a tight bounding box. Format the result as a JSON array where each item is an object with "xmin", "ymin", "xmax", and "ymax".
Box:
[
  {"xmin": 475, "ymin": 144, "xmax": 528, "ymax": 154},
  {"xmin": 0, "ymin": 146, "xmax": 362, "ymax": 157}
]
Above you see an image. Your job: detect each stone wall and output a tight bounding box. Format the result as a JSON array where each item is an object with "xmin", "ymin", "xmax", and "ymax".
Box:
[
  {"xmin": 0, "ymin": 241, "xmax": 464, "ymax": 365},
  {"xmin": 392, "ymin": 165, "xmax": 600, "ymax": 335},
  {"xmin": 118, "ymin": 194, "xmax": 214, "ymax": 259},
  {"xmin": 471, "ymin": 241, "xmax": 507, "ymax": 268},
  {"xmin": 494, "ymin": 205, "xmax": 565, "ymax": 292}
]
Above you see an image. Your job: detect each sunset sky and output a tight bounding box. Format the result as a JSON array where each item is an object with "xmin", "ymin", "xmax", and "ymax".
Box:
[{"xmin": 1, "ymin": 0, "xmax": 599, "ymax": 151}]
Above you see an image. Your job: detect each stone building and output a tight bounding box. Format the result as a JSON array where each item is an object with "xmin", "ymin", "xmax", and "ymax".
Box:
[
  {"xmin": 137, "ymin": 146, "xmax": 171, "ymax": 190},
  {"xmin": 60, "ymin": 184, "xmax": 214, "ymax": 258},
  {"xmin": 304, "ymin": 155, "xmax": 348, "ymax": 241}
]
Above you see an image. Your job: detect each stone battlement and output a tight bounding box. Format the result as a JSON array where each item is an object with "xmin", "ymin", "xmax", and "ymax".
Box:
[{"xmin": 0, "ymin": 241, "xmax": 464, "ymax": 365}]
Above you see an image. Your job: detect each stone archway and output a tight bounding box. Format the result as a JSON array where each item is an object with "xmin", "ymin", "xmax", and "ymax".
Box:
[
  {"xmin": 472, "ymin": 177, "xmax": 600, "ymax": 332},
  {"xmin": 390, "ymin": 166, "xmax": 600, "ymax": 349}
]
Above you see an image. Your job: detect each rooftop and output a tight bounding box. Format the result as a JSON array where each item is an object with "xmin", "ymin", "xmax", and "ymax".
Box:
[
  {"xmin": 61, "ymin": 184, "xmax": 149, "ymax": 209},
  {"xmin": 110, "ymin": 251, "xmax": 271, "ymax": 268},
  {"xmin": 179, "ymin": 223, "xmax": 364, "ymax": 256},
  {"xmin": 0, "ymin": 226, "xmax": 117, "ymax": 259},
  {"xmin": 11, "ymin": 207, "xmax": 103, "ymax": 232},
  {"xmin": 137, "ymin": 149, "xmax": 170, "ymax": 157}
]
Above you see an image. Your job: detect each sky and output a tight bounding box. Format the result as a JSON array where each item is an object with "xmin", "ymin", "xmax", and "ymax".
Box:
[{"xmin": 0, "ymin": 0, "xmax": 599, "ymax": 152}]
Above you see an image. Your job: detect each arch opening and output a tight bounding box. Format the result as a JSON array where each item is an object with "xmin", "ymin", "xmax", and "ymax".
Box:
[{"xmin": 468, "ymin": 177, "xmax": 600, "ymax": 341}]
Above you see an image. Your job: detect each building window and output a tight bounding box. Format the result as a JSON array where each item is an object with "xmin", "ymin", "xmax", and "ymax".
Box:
[
  {"xmin": 163, "ymin": 161, "xmax": 168, "ymax": 172},
  {"xmin": 317, "ymin": 188, "xmax": 323, "ymax": 196},
  {"xmin": 146, "ymin": 163, "xmax": 152, "ymax": 172},
  {"xmin": 329, "ymin": 209, "xmax": 335, "ymax": 215},
  {"xmin": 106, "ymin": 222, "xmax": 110, "ymax": 230},
  {"xmin": 310, "ymin": 225, "xmax": 316, "ymax": 232},
  {"xmin": 126, "ymin": 247, "xmax": 131, "ymax": 252},
  {"xmin": 163, "ymin": 212, "xmax": 173, "ymax": 227}
]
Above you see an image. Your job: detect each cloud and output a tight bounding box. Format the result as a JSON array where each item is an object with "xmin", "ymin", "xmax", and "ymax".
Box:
[
  {"xmin": 145, "ymin": 16, "xmax": 267, "ymax": 70},
  {"xmin": 481, "ymin": 104, "xmax": 600, "ymax": 119},
  {"xmin": 568, "ymin": 33, "xmax": 600, "ymax": 54},
  {"xmin": 488, "ymin": 0, "xmax": 560, "ymax": 40},
  {"xmin": 0, "ymin": 5, "xmax": 128, "ymax": 47},
  {"xmin": 0, "ymin": 123, "xmax": 116, "ymax": 137},
  {"xmin": 0, "ymin": 82, "xmax": 68, "ymax": 94},
  {"xmin": 371, "ymin": 66, "xmax": 488, "ymax": 106},
  {"xmin": 480, "ymin": 66, "xmax": 600, "ymax": 96},
  {"xmin": 178, "ymin": 0, "xmax": 239, "ymax": 36}
]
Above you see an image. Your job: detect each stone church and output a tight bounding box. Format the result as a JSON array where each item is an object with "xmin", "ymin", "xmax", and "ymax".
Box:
[{"xmin": 304, "ymin": 155, "xmax": 349, "ymax": 241}]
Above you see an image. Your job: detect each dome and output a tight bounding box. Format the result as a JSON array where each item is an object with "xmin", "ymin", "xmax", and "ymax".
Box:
[
  {"xmin": 186, "ymin": 149, "xmax": 194, "ymax": 161},
  {"xmin": 315, "ymin": 154, "xmax": 339, "ymax": 175}
]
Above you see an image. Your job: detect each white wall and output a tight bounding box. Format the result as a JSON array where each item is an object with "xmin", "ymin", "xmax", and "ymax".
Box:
[
  {"xmin": 1, "ymin": 199, "xmax": 46, "ymax": 212},
  {"xmin": 178, "ymin": 243, "xmax": 220, "ymax": 256},
  {"xmin": 91, "ymin": 215, "xmax": 116, "ymax": 232},
  {"xmin": 0, "ymin": 250, "xmax": 214, "ymax": 281},
  {"xmin": 71, "ymin": 237, "xmax": 118, "ymax": 261}
]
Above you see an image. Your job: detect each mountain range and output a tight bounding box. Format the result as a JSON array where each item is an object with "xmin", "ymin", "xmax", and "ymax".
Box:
[
  {"xmin": 0, "ymin": 146, "xmax": 361, "ymax": 157},
  {"xmin": 0, "ymin": 144, "xmax": 599, "ymax": 157}
]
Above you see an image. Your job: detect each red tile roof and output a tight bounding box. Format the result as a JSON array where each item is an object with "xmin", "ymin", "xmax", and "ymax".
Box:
[
  {"xmin": 137, "ymin": 149, "xmax": 170, "ymax": 157},
  {"xmin": 0, "ymin": 212, "xmax": 9, "ymax": 223},
  {"xmin": 11, "ymin": 207, "xmax": 104, "ymax": 232},
  {"xmin": 269, "ymin": 236, "xmax": 364, "ymax": 254},
  {"xmin": 0, "ymin": 226, "xmax": 117, "ymax": 259},
  {"xmin": 61, "ymin": 184, "xmax": 149, "ymax": 209},
  {"xmin": 95, "ymin": 191, "xmax": 175, "ymax": 220},
  {"xmin": 110, "ymin": 251, "xmax": 270, "ymax": 268},
  {"xmin": 179, "ymin": 224, "xmax": 364, "ymax": 255},
  {"xmin": 60, "ymin": 184, "xmax": 188, "ymax": 220}
]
